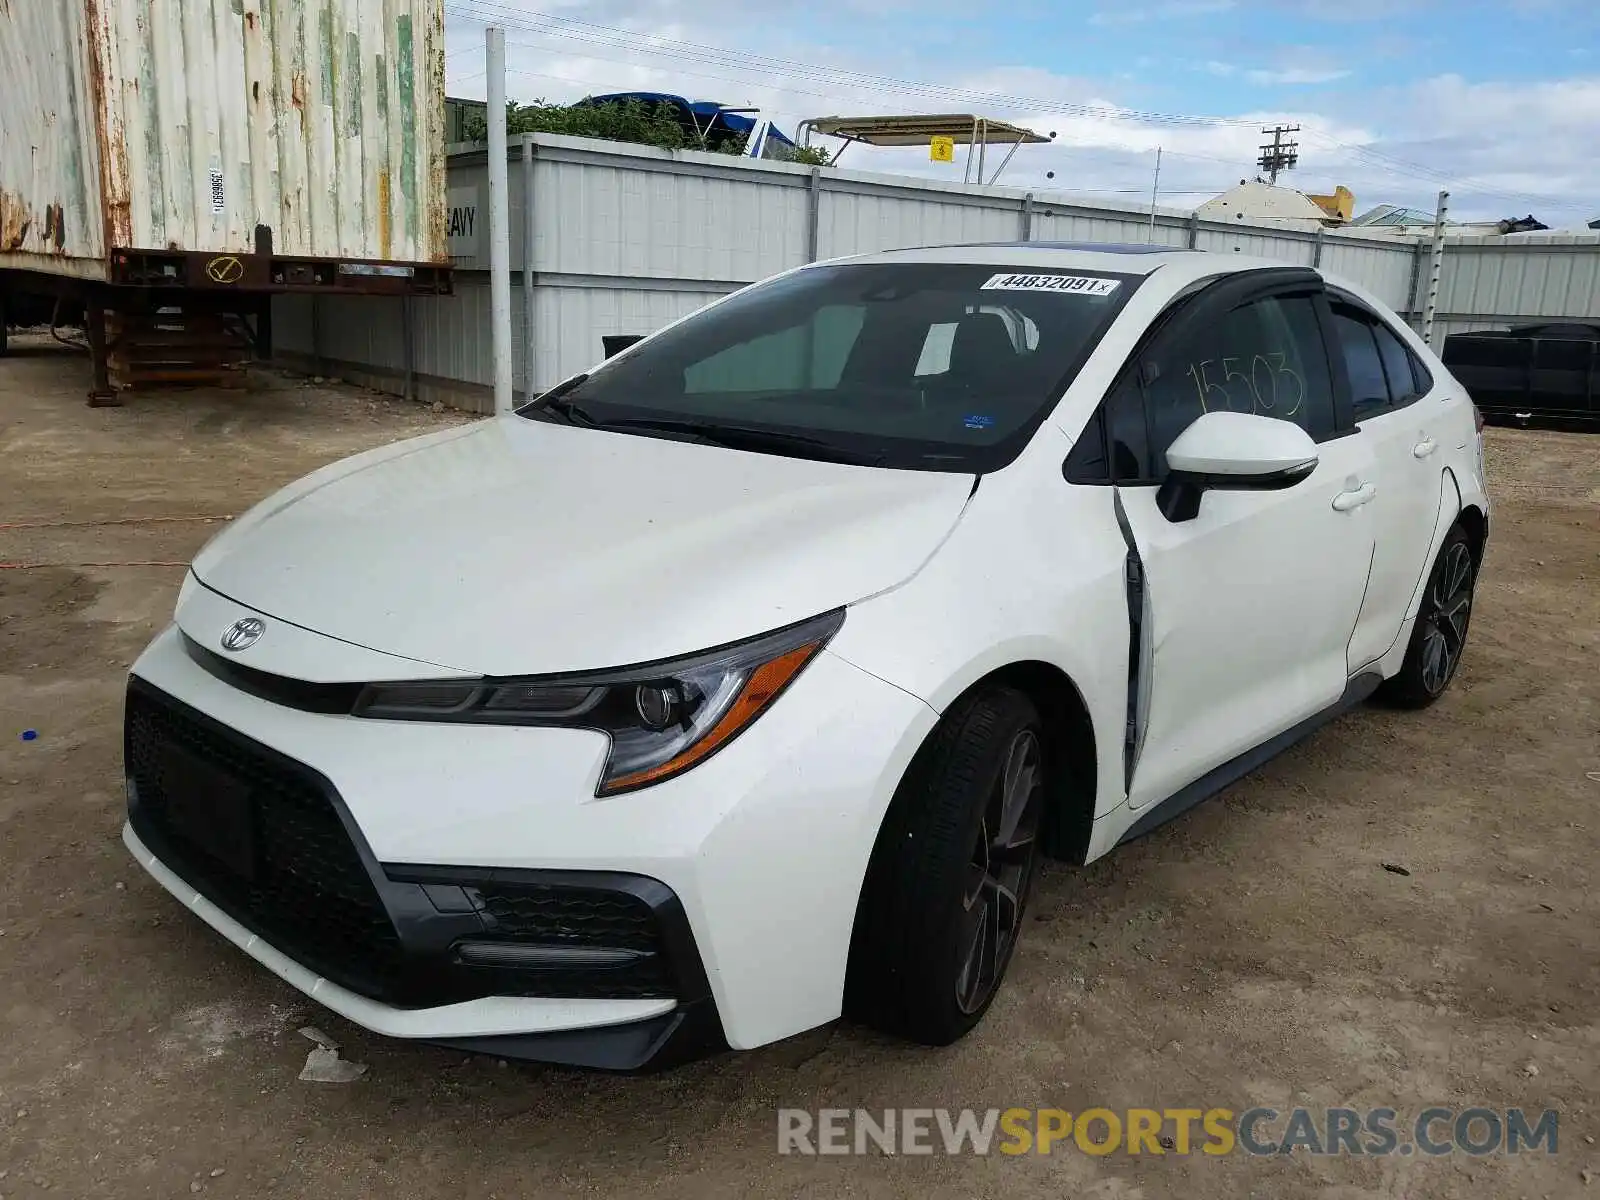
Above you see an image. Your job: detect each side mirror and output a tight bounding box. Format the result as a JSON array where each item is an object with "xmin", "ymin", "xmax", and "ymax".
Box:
[{"xmin": 1158, "ymin": 410, "xmax": 1319, "ymax": 522}]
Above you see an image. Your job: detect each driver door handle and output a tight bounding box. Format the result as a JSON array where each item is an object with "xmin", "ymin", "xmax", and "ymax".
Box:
[
  {"xmin": 1332, "ymin": 482, "xmax": 1378, "ymax": 512},
  {"xmin": 1412, "ymin": 437, "xmax": 1438, "ymax": 459}
]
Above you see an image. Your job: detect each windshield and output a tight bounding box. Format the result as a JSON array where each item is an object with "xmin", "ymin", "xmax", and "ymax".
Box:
[{"xmin": 520, "ymin": 261, "xmax": 1141, "ymax": 471}]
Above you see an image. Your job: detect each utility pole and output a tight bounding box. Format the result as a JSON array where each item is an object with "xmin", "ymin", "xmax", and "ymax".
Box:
[
  {"xmin": 1421, "ymin": 190, "xmax": 1450, "ymax": 349},
  {"xmin": 1147, "ymin": 147, "xmax": 1162, "ymax": 242},
  {"xmin": 1257, "ymin": 124, "xmax": 1300, "ymax": 186},
  {"xmin": 486, "ymin": 26, "xmax": 512, "ymax": 415}
]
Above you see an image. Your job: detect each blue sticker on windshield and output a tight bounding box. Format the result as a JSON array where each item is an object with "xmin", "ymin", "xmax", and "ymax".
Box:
[{"xmin": 964, "ymin": 414, "xmax": 996, "ymax": 430}]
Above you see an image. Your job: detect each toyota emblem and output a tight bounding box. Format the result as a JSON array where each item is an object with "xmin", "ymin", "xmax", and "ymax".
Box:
[{"xmin": 220, "ymin": 617, "xmax": 265, "ymax": 652}]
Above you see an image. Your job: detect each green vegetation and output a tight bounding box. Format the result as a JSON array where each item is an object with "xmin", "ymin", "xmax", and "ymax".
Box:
[{"xmin": 462, "ymin": 98, "xmax": 833, "ymax": 165}]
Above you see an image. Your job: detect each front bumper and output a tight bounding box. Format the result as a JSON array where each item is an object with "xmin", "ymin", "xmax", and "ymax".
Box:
[
  {"xmin": 123, "ymin": 616, "xmax": 938, "ymax": 1062},
  {"xmin": 124, "ymin": 679, "xmax": 725, "ymax": 1071},
  {"xmin": 123, "ymin": 822, "xmax": 716, "ymax": 1070}
]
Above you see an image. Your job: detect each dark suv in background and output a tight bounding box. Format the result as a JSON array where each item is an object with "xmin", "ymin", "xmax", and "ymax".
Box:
[{"xmin": 1443, "ymin": 322, "xmax": 1600, "ymax": 431}]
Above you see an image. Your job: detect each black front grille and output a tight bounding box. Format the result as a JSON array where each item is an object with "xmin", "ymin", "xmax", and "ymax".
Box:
[
  {"xmin": 470, "ymin": 884, "xmax": 673, "ymax": 998},
  {"xmin": 480, "ymin": 885, "xmax": 660, "ymax": 950},
  {"xmin": 125, "ymin": 685, "xmax": 408, "ymax": 1001}
]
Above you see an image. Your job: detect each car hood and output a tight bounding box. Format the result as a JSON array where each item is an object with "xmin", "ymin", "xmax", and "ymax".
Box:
[{"xmin": 189, "ymin": 416, "xmax": 975, "ymax": 676}]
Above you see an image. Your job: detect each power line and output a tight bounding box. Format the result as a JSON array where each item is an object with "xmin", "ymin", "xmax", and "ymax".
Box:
[{"xmin": 1296, "ymin": 128, "xmax": 1582, "ymax": 212}]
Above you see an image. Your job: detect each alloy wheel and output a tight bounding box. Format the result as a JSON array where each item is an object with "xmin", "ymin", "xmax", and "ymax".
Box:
[
  {"xmin": 955, "ymin": 729, "xmax": 1043, "ymax": 1015},
  {"xmin": 1420, "ymin": 541, "xmax": 1474, "ymax": 696}
]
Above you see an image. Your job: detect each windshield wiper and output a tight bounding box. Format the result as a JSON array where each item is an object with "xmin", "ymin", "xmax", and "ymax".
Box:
[
  {"xmin": 524, "ymin": 375, "xmax": 596, "ymax": 425},
  {"xmin": 597, "ymin": 417, "xmax": 887, "ymax": 466}
]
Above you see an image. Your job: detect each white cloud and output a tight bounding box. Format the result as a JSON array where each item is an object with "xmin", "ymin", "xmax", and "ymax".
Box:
[
  {"xmin": 1245, "ymin": 66, "xmax": 1351, "ymax": 84},
  {"xmin": 1089, "ymin": 0, "xmax": 1236, "ymax": 25}
]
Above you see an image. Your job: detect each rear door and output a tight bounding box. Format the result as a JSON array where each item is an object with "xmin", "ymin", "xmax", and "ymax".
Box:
[
  {"xmin": 1067, "ymin": 272, "xmax": 1379, "ymax": 810},
  {"xmin": 1329, "ymin": 298, "xmax": 1447, "ymax": 672}
]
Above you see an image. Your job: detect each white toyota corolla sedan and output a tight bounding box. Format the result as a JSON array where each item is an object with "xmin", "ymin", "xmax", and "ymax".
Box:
[{"xmin": 123, "ymin": 243, "xmax": 1489, "ymax": 1070}]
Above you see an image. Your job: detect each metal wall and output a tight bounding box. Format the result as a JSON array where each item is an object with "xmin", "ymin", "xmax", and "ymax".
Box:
[
  {"xmin": 275, "ymin": 134, "xmax": 1600, "ymax": 411},
  {"xmin": 1, "ymin": 0, "xmax": 448, "ymax": 278},
  {"xmin": 1432, "ymin": 233, "xmax": 1600, "ymax": 327},
  {"xmin": 0, "ymin": 3, "xmax": 104, "ymax": 274}
]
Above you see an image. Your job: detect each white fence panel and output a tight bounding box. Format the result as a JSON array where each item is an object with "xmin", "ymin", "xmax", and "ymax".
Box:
[
  {"xmin": 1436, "ymin": 236, "xmax": 1600, "ymax": 323},
  {"xmin": 1031, "ymin": 206, "xmax": 1186, "ymax": 246},
  {"xmin": 818, "ymin": 187, "xmax": 1020, "ymax": 259},
  {"xmin": 1320, "ymin": 237, "xmax": 1417, "ymax": 311},
  {"xmin": 532, "ymin": 284, "xmax": 732, "ymax": 393},
  {"xmin": 534, "ymin": 153, "xmax": 808, "ymax": 284},
  {"xmin": 1194, "ymin": 225, "xmax": 1318, "ymax": 265}
]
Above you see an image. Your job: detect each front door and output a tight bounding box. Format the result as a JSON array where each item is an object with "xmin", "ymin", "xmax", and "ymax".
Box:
[{"xmin": 1110, "ymin": 284, "xmax": 1379, "ymax": 809}]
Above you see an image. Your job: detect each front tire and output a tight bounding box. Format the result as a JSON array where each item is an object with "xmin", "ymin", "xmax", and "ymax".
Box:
[
  {"xmin": 1379, "ymin": 524, "xmax": 1477, "ymax": 708},
  {"xmin": 844, "ymin": 686, "xmax": 1044, "ymax": 1045}
]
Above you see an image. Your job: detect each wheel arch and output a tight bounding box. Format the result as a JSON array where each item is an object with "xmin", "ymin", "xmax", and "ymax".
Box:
[
  {"xmin": 881, "ymin": 661, "xmax": 1100, "ymax": 867},
  {"xmin": 1457, "ymin": 501, "xmax": 1488, "ymax": 572},
  {"xmin": 840, "ymin": 659, "xmax": 1100, "ymax": 1037}
]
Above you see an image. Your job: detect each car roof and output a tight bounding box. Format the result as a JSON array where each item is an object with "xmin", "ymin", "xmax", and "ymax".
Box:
[
  {"xmin": 795, "ymin": 241, "xmax": 1415, "ymax": 333},
  {"xmin": 827, "ymin": 240, "xmax": 1288, "ymax": 280}
]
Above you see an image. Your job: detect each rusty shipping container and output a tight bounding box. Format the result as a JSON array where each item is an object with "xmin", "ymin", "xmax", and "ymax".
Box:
[{"xmin": 0, "ymin": 0, "xmax": 448, "ymax": 281}]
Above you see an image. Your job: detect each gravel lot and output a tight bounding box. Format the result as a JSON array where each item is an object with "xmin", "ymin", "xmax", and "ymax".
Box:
[{"xmin": 2, "ymin": 334, "xmax": 1596, "ymax": 1199}]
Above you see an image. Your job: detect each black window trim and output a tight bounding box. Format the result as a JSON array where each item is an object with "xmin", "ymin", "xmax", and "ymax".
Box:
[{"xmin": 1065, "ymin": 269, "xmax": 1352, "ymax": 488}]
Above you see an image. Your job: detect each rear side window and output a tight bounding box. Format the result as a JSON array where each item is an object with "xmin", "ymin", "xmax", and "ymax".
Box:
[
  {"xmin": 1373, "ymin": 322, "xmax": 1422, "ymax": 407},
  {"xmin": 1333, "ymin": 300, "xmax": 1435, "ymax": 417},
  {"xmin": 1410, "ymin": 351, "xmax": 1434, "ymax": 397},
  {"xmin": 1333, "ymin": 310, "xmax": 1390, "ymax": 420}
]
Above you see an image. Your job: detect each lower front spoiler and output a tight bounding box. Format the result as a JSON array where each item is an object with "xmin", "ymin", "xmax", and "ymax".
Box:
[
  {"xmin": 123, "ymin": 821, "xmax": 726, "ymax": 1072},
  {"xmin": 430, "ymin": 1001, "xmax": 725, "ymax": 1072}
]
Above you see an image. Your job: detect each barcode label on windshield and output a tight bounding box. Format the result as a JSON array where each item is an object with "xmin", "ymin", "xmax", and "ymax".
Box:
[{"xmin": 979, "ymin": 273, "xmax": 1120, "ymax": 296}]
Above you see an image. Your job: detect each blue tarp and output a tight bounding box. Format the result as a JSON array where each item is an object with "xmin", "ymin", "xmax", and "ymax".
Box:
[{"xmin": 578, "ymin": 92, "xmax": 798, "ymax": 150}]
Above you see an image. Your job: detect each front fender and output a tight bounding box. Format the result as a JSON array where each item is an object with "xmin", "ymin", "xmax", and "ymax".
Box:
[{"xmin": 828, "ymin": 470, "xmax": 1131, "ymax": 822}]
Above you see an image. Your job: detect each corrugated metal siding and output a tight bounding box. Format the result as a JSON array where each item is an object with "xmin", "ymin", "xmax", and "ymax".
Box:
[
  {"xmin": 1194, "ymin": 226, "xmax": 1317, "ymax": 264},
  {"xmin": 1, "ymin": 0, "xmax": 445, "ymax": 272},
  {"xmin": 96, "ymin": 0, "xmax": 446, "ymax": 260},
  {"xmin": 288, "ymin": 134, "xmax": 1600, "ymax": 406},
  {"xmin": 0, "ymin": 3, "xmax": 105, "ymax": 273},
  {"xmin": 533, "ymin": 284, "xmax": 727, "ymax": 391},
  {"xmin": 1435, "ymin": 237, "xmax": 1600, "ymax": 322},
  {"xmin": 818, "ymin": 189, "xmax": 1019, "ymax": 258},
  {"xmin": 532, "ymin": 154, "xmax": 807, "ymax": 282},
  {"xmin": 1032, "ymin": 208, "xmax": 1188, "ymax": 247},
  {"xmin": 1320, "ymin": 236, "xmax": 1418, "ymax": 311}
]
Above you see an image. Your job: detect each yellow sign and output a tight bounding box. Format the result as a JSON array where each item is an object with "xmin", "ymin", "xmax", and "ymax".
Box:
[
  {"xmin": 930, "ymin": 135, "xmax": 955, "ymax": 163},
  {"xmin": 205, "ymin": 255, "xmax": 244, "ymax": 284}
]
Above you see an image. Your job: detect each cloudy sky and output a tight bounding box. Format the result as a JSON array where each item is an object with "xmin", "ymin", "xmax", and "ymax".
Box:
[{"xmin": 441, "ymin": 0, "xmax": 1599, "ymax": 224}]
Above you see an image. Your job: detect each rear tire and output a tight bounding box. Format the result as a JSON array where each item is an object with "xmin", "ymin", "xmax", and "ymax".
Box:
[
  {"xmin": 1378, "ymin": 524, "xmax": 1477, "ymax": 709},
  {"xmin": 844, "ymin": 686, "xmax": 1044, "ymax": 1045}
]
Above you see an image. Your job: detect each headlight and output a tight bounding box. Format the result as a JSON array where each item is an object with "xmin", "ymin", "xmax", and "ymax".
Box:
[{"xmin": 352, "ymin": 609, "xmax": 845, "ymax": 795}]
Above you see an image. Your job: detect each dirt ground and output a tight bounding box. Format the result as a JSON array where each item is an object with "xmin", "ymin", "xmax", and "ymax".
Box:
[{"xmin": 1, "ymin": 332, "xmax": 1596, "ymax": 1199}]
